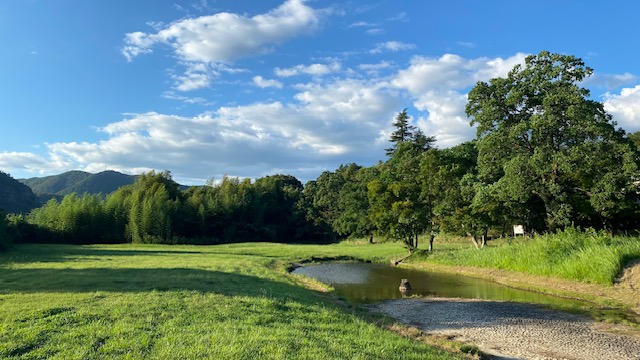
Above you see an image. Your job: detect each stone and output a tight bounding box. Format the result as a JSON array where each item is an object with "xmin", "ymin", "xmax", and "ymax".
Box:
[{"xmin": 399, "ymin": 278, "xmax": 411, "ymax": 291}]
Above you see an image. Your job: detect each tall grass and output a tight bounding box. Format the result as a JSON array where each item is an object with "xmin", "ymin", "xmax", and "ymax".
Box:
[
  {"xmin": 0, "ymin": 243, "xmax": 461, "ymax": 359},
  {"xmin": 425, "ymin": 228, "xmax": 640, "ymax": 285}
]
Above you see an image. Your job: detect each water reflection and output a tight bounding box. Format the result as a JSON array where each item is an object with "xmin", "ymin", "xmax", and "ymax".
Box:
[{"xmin": 293, "ymin": 263, "xmax": 585, "ymax": 308}]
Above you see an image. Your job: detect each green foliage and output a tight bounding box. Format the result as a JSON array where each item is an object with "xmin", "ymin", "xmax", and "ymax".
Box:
[
  {"xmin": 22, "ymin": 171, "xmax": 319, "ymax": 245},
  {"xmin": 301, "ymin": 164, "xmax": 376, "ymax": 241},
  {"xmin": 0, "ymin": 210, "xmax": 11, "ymax": 251},
  {"xmin": 466, "ymin": 51, "xmax": 640, "ymax": 232},
  {"xmin": 0, "ymin": 243, "xmax": 458, "ymax": 359},
  {"xmin": 370, "ymin": 143, "xmax": 432, "ymax": 251},
  {"xmin": 385, "ymin": 108, "xmax": 435, "ymax": 156},
  {"xmin": 628, "ymin": 131, "xmax": 640, "ymax": 151}
]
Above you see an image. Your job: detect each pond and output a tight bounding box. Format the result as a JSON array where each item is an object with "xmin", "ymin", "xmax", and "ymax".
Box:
[{"xmin": 292, "ymin": 262, "xmax": 589, "ymax": 308}]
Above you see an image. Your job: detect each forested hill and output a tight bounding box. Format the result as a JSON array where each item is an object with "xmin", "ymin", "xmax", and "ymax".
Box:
[
  {"xmin": 0, "ymin": 171, "xmax": 40, "ymax": 214},
  {"xmin": 19, "ymin": 170, "xmax": 137, "ymax": 196}
]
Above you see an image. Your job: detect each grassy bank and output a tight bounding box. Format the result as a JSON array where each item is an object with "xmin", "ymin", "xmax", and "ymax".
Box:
[
  {"xmin": 0, "ymin": 243, "xmax": 461, "ymax": 359},
  {"xmin": 417, "ymin": 228, "xmax": 640, "ymax": 286}
]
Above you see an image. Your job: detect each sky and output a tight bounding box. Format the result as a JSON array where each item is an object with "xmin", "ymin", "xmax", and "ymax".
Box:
[{"xmin": 1, "ymin": 0, "xmax": 639, "ymax": 185}]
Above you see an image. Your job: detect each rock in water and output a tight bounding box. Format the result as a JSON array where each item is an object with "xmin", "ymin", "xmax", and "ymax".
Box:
[{"xmin": 399, "ymin": 279, "xmax": 411, "ymax": 291}]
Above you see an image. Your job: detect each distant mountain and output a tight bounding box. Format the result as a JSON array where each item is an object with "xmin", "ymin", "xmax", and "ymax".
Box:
[
  {"xmin": 19, "ymin": 170, "xmax": 137, "ymax": 197},
  {"xmin": 0, "ymin": 171, "xmax": 40, "ymax": 214}
]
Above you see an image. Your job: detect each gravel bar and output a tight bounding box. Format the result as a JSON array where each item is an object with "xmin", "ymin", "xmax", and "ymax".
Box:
[{"xmin": 368, "ymin": 298, "xmax": 640, "ymax": 360}]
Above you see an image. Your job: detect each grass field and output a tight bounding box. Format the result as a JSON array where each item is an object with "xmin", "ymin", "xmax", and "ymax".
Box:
[
  {"xmin": 418, "ymin": 228, "xmax": 640, "ymax": 286},
  {"xmin": 0, "ymin": 242, "xmax": 462, "ymax": 359}
]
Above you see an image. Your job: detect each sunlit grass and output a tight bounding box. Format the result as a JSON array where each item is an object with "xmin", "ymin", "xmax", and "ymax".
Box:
[
  {"xmin": 0, "ymin": 243, "xmax": 460, "ymax": 359},
  {"xmin": 422, "ymin": 228, "xmax": 640, "ymax": 285}
]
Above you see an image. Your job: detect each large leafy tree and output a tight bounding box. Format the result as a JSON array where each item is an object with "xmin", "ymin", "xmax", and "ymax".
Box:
[
  {"xmin": 466, "ymin": 51, "xmax": 640, "ymax": 231},
  {"xmin": 370, "ymin": 109, "xmax": 436, "ymax": 252},
  {"xmin": 301, "ymin": 164, "xmax": 376, "ymax": 242}
]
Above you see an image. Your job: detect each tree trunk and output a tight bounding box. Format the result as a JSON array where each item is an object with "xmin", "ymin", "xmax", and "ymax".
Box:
[
  {"xmin": 480, "ymin": 228, "xmax": 488, "ymax": 249},
  {"xmin": 404, "ymin": 237, "xmax": 416, "ymax": 253},
  {"xmin": 369, "ymin": 234, "xmax": 374, "ymax": 244},
  {"xmin": 428, "ymin": 234, "xmax": 434, "ymax": 252},
  {"xmin": 471, "ymin": 235, "xmax": 480, "ymax": 250}
]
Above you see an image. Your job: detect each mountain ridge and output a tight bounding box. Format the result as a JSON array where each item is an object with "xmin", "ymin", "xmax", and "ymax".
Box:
[
  {"xmin": 0, "ymin": 171, "xmax": 40, "ymax": 214},
  {"xmin": 19, "ymin": 170, "xmax": 137, "ymax": 197}
]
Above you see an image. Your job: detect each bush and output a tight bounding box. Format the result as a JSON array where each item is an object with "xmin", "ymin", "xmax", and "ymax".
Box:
[{"xmin": 0, "ymin": 210, "xmax": 10, "ymax": 251}]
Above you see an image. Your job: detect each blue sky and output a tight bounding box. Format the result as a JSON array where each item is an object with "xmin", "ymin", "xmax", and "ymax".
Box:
[{"xmin": 1, "ymin": 0, "xmax": 639, "ymax": 185}]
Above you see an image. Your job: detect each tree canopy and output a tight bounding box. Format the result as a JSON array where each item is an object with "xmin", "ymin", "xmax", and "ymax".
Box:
[{"xmin": 466, "ymin": 51, "xmax": 640, "ymax": 231}]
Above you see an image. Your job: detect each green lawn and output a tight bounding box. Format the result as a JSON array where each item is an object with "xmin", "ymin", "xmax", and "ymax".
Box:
[{"xmin": 0, "ymin": 243, "xmax": 460, "ymax": 359}]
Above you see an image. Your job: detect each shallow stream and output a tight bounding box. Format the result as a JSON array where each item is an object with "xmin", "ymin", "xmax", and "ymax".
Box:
[{"xmin": 293, "ymin": 262, "xmax": 589, "ymax": 309}]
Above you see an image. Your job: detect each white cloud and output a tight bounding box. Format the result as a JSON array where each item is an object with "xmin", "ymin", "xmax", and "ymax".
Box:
[
  {"xmin": 161, "ymin": 91, "xmax": 210, "ymax": 105},
  {"xmin": 0, "ymin": 152, "xmax": 52, "ymax": 173},
  {"xmin": 415, "ymin": 91, "xmax": 475, "ymax": 148},
  {"xmin": 253, "ymin": 76, "xmax": 283, "ymax": 89},
  {"xmin": 358, "ymin": 61, "xmax": 393, "ymax": 76},
  {"xmin": 172, "ymin": 63, "xmax": 215, "ymax": 91},
  {"xmin": 123, "ymin": 0, "xmax": 320, "ymax": 64},
  {"xmin": 390, "ymin": 53, "xmax": 528, "ymax": 147},
  {"xmin": 122, "ymin": 0, "xmax": 322, "ymax": 90},
  {"xmin": 348, "ymin": 21, "xmax": 378, "ymax": 28},
  {"xmin": 7, "ymin": 53, "xmax": 548, "ymax": 183},
  {"xmin": 603, "ymin": 85, "xmax": 640, "ymax": 133},
  {"xmin": 366, "ymin": 28, "xmax": 385, "ymax": 35},
  {"xmin": 392, "ymin": 53, "xmax": 527, "ymax": 95},
  {"xmin": 7, "ymin": 77, "xmax": 401, "ymax": 183},
  {"xmin": 387, "ymin": 12, "xmax": 409, "ymax": 22},
  {"xmin": 275, "ymin": 61, "xmax": 341, "ymax": 77},
  {"xmin": 370, "ymin": 41, "xmax": 416, "ymax": 54}
]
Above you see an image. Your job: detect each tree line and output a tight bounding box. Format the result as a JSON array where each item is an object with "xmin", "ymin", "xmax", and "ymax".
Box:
[
  {"xmin": 5, "ymin": 172, "xmax": 310, "ymax": 245},
  {"xmin": 2, "ymin": 51, "xmax": 640, "ymax": 251}
]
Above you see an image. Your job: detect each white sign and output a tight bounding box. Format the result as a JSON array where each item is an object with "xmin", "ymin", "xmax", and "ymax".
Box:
[{"xmin": 513, "ymin": 225, "xmax": 525, "ymax": 236}]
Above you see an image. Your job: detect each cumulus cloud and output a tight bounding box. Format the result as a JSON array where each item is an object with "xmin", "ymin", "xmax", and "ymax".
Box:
[
  {"xmin": 603, "ymin": 85, "xmax": 640, "ymax": 133},
  {"xmin": 390, "ymin": 53, "xmax": 527, "ymax": 146},
  {"xmin": 370, "ymin": 41, "xmax": 416, "ymax": 54},
  {"xmin": 414, "ymin": 91, "xmax": 474, "ymax": 147},
  {"xmin": 122, "ymin": 0, "xmax": 322, "ymax": 90},
  {"xmin": 8, "ymin": 77, "xmax": 402, "ymax": 183},
  {"xmin": 392, "ymin": 53, "xmax": 527, "ymax": 95},
  {"xmin": 253, "ymin": 76, "xmax": 283, "ymax": 89},
  {"xmin": 0, "ymin": 151, "xmax": 55, "ymax": 173},
  {"xmin": 274, "ymin": 61, "xmax": 341, "ymax": 77},
  {"xmin": 7, "ymin": 53, "xmax": 545, "ymax": 183}
]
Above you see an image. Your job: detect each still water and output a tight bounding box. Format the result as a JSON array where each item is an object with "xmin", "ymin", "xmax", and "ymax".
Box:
[{"xmin": 293, "ymin": 262, "xmax": 587, "ymax": 307}]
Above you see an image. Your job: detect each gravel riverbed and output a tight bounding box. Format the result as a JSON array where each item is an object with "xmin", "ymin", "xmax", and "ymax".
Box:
[{"xmin": 368, "ymin": 298, "xmax": 640, "ymax": 360}]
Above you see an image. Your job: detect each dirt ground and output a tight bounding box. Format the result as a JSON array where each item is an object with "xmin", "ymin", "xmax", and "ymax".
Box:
[
  {"xmin": 616, "ymin": 259, "xmax": 640, "ymax": 295},
  {"xmin": 369, "ymin": 297, "xmax": 640, "ymax": 360}
]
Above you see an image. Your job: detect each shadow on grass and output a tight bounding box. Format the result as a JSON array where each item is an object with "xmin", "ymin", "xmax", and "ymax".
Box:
[
  {"xmin": 3, "ymin": 244, "xmax": 205, "ymax": 264},
  {"xmin": 0, "ymin": 267, "xmax": 312, "ymax": 302}
]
